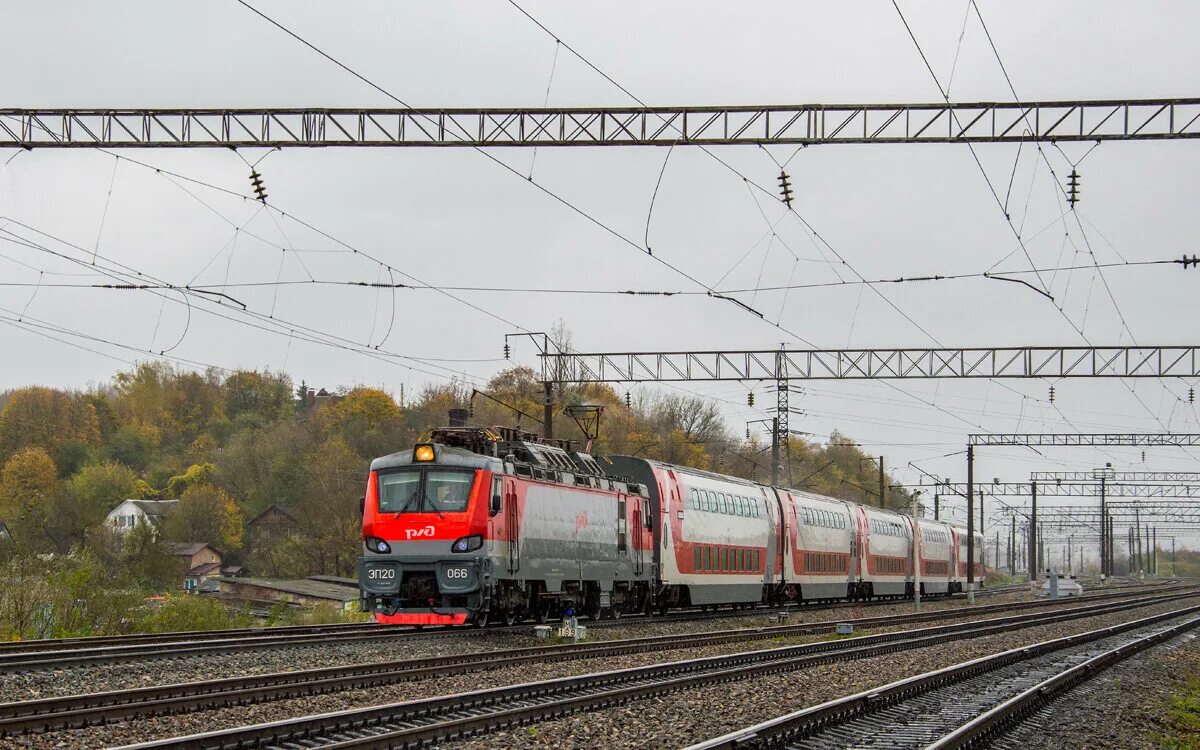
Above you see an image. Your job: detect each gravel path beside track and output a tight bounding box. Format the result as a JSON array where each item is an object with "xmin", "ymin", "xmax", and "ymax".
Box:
[
  {"xmin": 443, "ymin": 597, "xmax": 1200, "ymax": 750},
  {"xmin": 2, "ymin": 595, "xmax": 1192, "ymax": 750}
]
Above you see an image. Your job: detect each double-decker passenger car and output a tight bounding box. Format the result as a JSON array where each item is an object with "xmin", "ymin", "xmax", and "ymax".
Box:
[{"xmin": 359, "ymin": 426, "xmax": 983, "ymax": 626}]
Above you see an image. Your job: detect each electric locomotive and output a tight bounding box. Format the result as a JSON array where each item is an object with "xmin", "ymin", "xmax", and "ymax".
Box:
[{"xmin": 359, "ymin": 426, "xmax": 654, "ymax": 626}]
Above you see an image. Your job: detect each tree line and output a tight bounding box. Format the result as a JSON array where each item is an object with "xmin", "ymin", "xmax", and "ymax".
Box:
[{"xmin": 0, "ymin": 358, "xmax": 917, "ymax": 627}]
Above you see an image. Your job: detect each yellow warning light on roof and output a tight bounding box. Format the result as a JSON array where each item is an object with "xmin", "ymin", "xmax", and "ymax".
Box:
[{"xmin": 414, "ymin": 444, "xmax": 435, "ymax": 462}]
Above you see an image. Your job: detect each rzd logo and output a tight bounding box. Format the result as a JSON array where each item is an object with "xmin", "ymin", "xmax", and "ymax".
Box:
[{"xmin": 404, "ymin": 525, "xmax": 436, "ymax": 540}]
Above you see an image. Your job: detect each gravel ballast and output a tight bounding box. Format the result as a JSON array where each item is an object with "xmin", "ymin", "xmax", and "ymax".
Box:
[
  {"xmin": 443, "ymin": 598, "xmax": 1200, "ymax": 750},
  {"xmin": 2, "ymin": 595, "xmax": 1194, "ymax": 750},
  {"xmin": 0, "ymin": 585, "xmax": 1169, "ymax": 706}
]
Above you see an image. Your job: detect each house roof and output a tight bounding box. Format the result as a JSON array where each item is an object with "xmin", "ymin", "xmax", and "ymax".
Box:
[
  {"xmin": 220, "ymin": 576, "xmax": 359, "ymax": 603},
  {"xmin": 170, "ymin": 542, "xmax": 219, "ymax": 557},
  {"xmin": 186, "ymin": 562, "xmax": 222, "ymax": 577},
  {"xmin": 248, "ymin": 503, "xmax": 299, "ymax": 525},
  {"xmin": 127, "ymin": 499, "xmax": 179, "ymax": 517}
]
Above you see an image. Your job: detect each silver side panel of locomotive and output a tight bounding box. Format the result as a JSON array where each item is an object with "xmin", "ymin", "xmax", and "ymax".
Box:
[{"xmin": 488, "ymin": 480, "xmax": 651, "ymax": 597}]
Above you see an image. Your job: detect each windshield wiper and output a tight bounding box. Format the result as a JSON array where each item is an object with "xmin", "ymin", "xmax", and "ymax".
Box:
[
  {"xmin": 425, "ymin": 497, "xmax": 445, "ymax": 519},
  {"xmin": 395, "ymin": 493, "xmax": 419, "ymax": 514}
]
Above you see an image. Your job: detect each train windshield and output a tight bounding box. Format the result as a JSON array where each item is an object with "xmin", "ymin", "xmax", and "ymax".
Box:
[{"xmin": 378, "ymin": 468, "xmax": 474, "ymax": 514}]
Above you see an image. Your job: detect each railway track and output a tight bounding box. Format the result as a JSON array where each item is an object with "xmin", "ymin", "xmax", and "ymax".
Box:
[
  {"xmin": 0, "ymin": 580, "xmax": 1181, "ymax": 674},
  {"xmin": 688, "ymin": 606, "xmax": 1200, "ymax": 749},
  {"xmin": 3, "ymin": 588, "xmax": 1189, "ymax": 737},
  {"xmin": 76, "ymin": 591, "xmax": 1198, "ymax": 749}
]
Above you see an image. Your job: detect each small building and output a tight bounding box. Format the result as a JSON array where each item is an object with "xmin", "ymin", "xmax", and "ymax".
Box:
[
  {"xmin": 170, "ymin": 542, "xmax": 223, "ymax": 591},
  {"xmin": 105, "ymin": 499, "xmax": 179, "ymax": 535},
  {"xmin": 218, "ymin": 576, "xmax": 359, "ymax": 610},
  {"xmin": 247, "ymin": 504, "xmax": 300, "ymax": 544}
]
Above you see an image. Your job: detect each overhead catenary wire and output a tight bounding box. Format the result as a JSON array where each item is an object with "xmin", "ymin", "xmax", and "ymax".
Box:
[{"xmin": 0, "ymin": 221, "xmax": 494, "ymax": 385}]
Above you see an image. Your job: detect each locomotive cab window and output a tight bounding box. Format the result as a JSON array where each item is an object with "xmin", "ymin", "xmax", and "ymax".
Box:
[
  {"xmin": 378, "ymin": 471, "xmax": 421, "ymax": 513},
  {"xmin": 377, "ymin": 468, "xmax": 474, "ymax": 514}
]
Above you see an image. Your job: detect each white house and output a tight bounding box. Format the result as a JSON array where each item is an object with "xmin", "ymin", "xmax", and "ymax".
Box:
[{"xmin": 105, "ymin": 499, "xmax": 179, "ymax": 535}]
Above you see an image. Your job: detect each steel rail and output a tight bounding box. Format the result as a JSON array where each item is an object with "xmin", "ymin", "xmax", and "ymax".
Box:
[
  {"xmin": 686, "ymin": 608, "xmax": 1200, "ymax": 750},
  {"xmin": 0, "ymin": 579, "xmax": 1175, "ymax": 672},
  {"xmin": 0, "ymin": 621, "xmax": 383, "ymax": 656},
  {"xmin": 1, "ymin": 587, "xmax": 1186, "ymax": 736},
  {"xmin": 111, "ymin": 592, "xmax": 1200, "ymax": 750},
  {"xmin": 923, "ymin": 621, "xmax": 1194, "ymax": 749}
]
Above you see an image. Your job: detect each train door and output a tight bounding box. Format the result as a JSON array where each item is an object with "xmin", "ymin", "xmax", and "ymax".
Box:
[
  {"xmin": 631, "ymin": 495, "xmax": 647, "ymax": 576},
  {"xmin": 616, "ymin": 493, "xmax": 629, "ymax": 564},
  {"xmin": 852, "ymin": 506, "xmax": 869, "ymax": 581},
  {"xmin": 505, "ymin": 478, "xmax": 520, "ymax": 574}
]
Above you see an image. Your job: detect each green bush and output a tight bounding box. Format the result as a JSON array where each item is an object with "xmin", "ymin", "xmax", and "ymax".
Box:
[{"xmin": 143, "ymin": 593, "xmax": 254, "ymax": 633}]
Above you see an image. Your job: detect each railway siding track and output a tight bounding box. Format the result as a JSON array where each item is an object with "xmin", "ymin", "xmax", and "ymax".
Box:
[
  {"xmin": 0, "ymin": 582, "xmax": 1185, "ymax": 675},
  {"xmin": 687, "ymin": 608, "xmax": 1200, "ymax": 750},
  {"xmin": 1, "ymin": 589, "xmax": 1193, "ymax": 737},
  {"xmin": 103, "ymin": 593, "xmax": 1200, "ymax": 750}
]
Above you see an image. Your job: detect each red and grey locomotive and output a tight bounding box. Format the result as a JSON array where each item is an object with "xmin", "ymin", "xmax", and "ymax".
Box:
[{"xmin": 358, "ymin": 426, "xmax": 983, "ymax": 626}]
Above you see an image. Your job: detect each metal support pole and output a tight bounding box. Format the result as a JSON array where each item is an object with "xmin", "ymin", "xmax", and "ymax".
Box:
[
  {"xmin": 1144, "ymin": 524, "xmax": 1151, "ymax": 576},
  {"xmin": 770, "ymin": 417, "xmax": 780, "ymax": 487},
  {"xmin": 1107, "ymin": 514, "xmax": 1115, "ymax": 577},
  {"xmin": 1135, "ymin": 504, "xmax": 1143, "ymax": 575},
  {"xmin": 966, "ymin": 444, "xmax": 975, "ymax": 595},
  {"xmin": 934, "ymin": 493, "xmax": 940, "ymax": 520},
  {"xmin": 879, "ymin": 456, "xmax": 886, "ymax": 509},
  {"xmin": 1153, "ymin": 526, "xmax": 1157, "ymax": 575},
  {"xmin": 1029, "ymin": 482, "xmax": 1038, "ymax": 581},
  {"xmin": 1009, "ymin": 514, "xmax": 1015, "ymax": 574},
  {"xmin": 1173, "ymin": 536, "xmax": 1177, "ymax": 576},
  {"xmin": 912, "ymin": 490, "xmax": 921, "ymax": 612},
  {"xmin": 1032, "ymin": 523, "xmax": 1041, "ymax": 576},
  {"xmin": 1099, "ymin": 475, "xmax": 1107, "ymax": 577},
  {"xmin": 542, "ymin": 381, "xmax": 554, "ymax": 440}
]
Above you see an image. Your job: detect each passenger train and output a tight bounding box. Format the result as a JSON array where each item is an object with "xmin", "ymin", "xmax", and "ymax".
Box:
[{"xmin": 358, "ymin": 426, "xmax": 984, "ymax": 626}]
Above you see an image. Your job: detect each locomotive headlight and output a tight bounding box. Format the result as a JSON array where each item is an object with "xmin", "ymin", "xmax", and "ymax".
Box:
[
  {"xmin": 451, "ymin": 534, "xmax": 483, "ymax": 553},
  {"xmin": 366, "ymin": 536, "xmax": 391, "ymax": 554},
  {"xmin": 413, "ymin": 444, "xmax": 435, "ymax": 462}
]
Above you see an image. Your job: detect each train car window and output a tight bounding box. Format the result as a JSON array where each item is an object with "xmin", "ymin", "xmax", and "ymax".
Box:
[
  {"xmin": 490, "ymin": 477, "xmax": 502, "ymax": 516},
  {"xmin": 739, "ymin": 549, "xmax": 746, "ymax": 571},
  {"xmin": 738, "ymin": 496, "xmax": 749, "ymax": 516},
  {"xmin": 731, "ymin": 496, "xmax": 742, "ymax": 516},
  {"xmin": 378, "ymin": 471, "xmax": 421, "ymax": 513},
  {"xmin": 753, "ymin": 550, "xmax": 760, "ymax": 571},
  {"xmin": 694, "ymin": 546, "xmax": 701, "ymax": 571},
  {"xmin": 700, "ymin": 490, "xmax": 711, "ymax": 512},
  {"xmin": 703, "ymin": 546, "xmax": 711, "ymax": 571},
  {"xmin": 688, "ymin": 488, "xmax": 697, "ymax": 509}
]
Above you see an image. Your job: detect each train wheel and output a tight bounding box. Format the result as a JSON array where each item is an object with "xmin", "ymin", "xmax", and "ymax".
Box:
[
  {"xmin": 533, "ymin": 605, "xmax": 548, "ymax": 624},
  {"xmin": 503, "ymin": 609, "xmax": 519, "ymax": 627},
  {"xmin": 586, "ymin": 598, "xmax": 603, "ymax": 621},
  {"xmin": 474, "ymin": 609, "xmax": 491, "ymax": 628},
  {"xmin": 611, "ymin": 604, "xmax": 623, "ymax": 620}
]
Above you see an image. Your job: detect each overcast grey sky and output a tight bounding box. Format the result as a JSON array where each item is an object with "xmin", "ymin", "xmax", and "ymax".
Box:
[{"xmin": 2, "ymin": 2, "xmax": 1198, "ymax": 554}]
